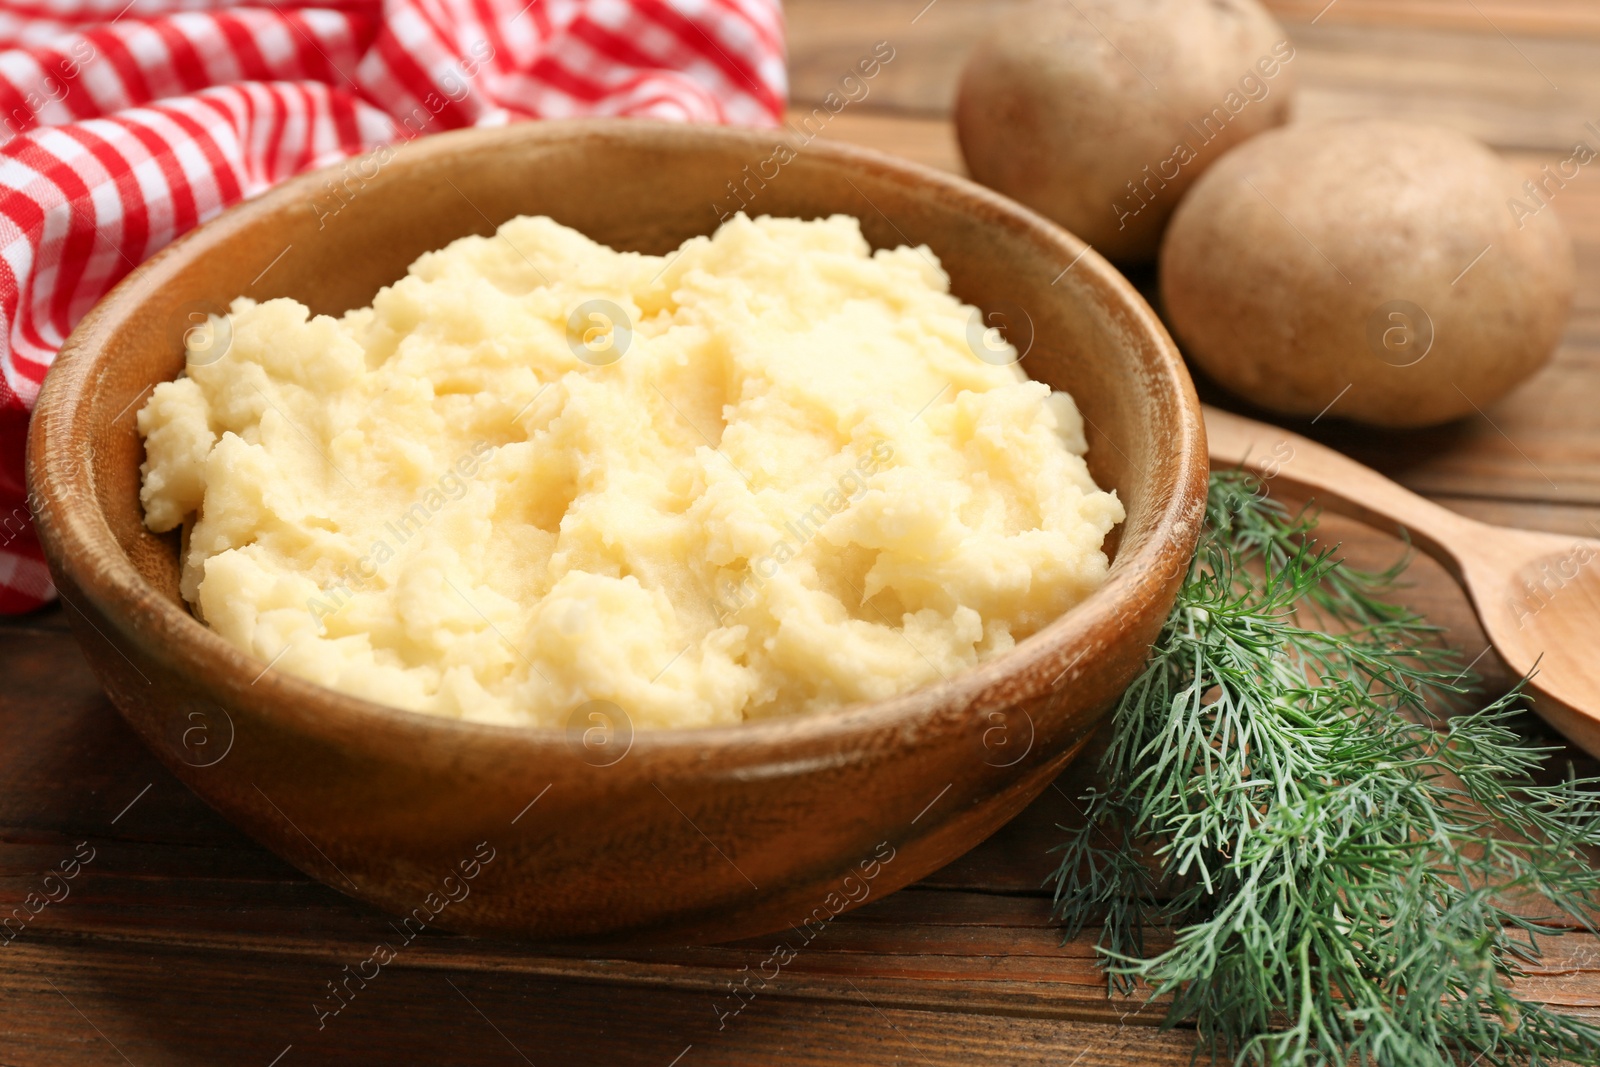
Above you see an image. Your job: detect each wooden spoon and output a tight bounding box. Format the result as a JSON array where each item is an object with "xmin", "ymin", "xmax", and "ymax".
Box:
[{"xmin": 1205, "ymin": 404, "xmax": 1600, "ymax": 758}]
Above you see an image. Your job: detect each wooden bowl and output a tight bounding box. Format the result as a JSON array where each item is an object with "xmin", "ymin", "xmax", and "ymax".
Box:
[{"xmin": 27, "ymin": 120, "xmax": 1206, "ymax": 944}]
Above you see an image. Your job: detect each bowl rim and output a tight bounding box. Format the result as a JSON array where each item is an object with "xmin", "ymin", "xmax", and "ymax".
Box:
[{"xmin": 28, "ymin": 118, "xmax": 1206, "ymax": 758}]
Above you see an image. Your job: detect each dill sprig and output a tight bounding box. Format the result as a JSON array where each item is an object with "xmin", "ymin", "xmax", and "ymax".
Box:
[{"xmin": 1050, "ymin": 470, "xmax": 1600, "ymax": 1066}]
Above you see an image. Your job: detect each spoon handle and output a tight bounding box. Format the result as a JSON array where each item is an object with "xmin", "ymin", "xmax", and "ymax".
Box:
[{"xmin": 1202, "ymin": 405, "xmax": 1478, "ymax": 580}]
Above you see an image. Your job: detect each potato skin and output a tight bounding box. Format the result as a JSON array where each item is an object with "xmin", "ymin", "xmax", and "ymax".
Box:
[
  {"xmin": 1159, "ymin": 120, "xmax": 1576, "ymax": 428},
  {"xmin": 955, "ymin": 0, "xmax": 1293, "ymax": 262}
]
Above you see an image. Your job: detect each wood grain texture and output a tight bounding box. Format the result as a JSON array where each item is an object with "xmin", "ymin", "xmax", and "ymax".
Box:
[
  {"xmin": 1265, "ymin": 0, "xmax": 1600, "ymax": 39},
  {"xmin": 788, "ymin": 0, "xmax": 1600, "ymax": 151},
  {"xmin": 2, "ymin": 940, "xmax": 1202, "ymax": 1067}
]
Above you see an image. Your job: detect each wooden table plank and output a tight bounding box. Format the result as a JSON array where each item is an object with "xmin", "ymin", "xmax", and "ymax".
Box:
[
  {"xmin": 788, "ymin": 0, "xmax": 1600, "ymax": 152},
  {"xmin": 3, "ymin": 940, "xmax": 1201, "ymax": 1067},
  {"xmin": 1266, "ymin": 1, "xmax": 1600, "ymax": 39}
]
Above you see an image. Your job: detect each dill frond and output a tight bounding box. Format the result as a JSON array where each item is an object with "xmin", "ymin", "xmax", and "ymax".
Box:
[{"xmin": 1050, "ymin": 470, "xmax": 1600, "ymax": 1066}]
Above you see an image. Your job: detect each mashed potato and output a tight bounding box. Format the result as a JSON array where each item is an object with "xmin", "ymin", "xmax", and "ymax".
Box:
[{"xmin": 137, "ymin": 214, "xmax": 1123, "ymax": 728}]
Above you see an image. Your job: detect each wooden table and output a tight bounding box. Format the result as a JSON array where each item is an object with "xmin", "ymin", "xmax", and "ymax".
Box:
[{"xmin": 6, "ymin": 2, "xmax": 1600, "ymax": 1063}]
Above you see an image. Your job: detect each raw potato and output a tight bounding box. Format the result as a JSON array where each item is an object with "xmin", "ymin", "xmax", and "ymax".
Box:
[
  {"xmin": 955, "ymin": 0, "xmax": 1294, "ymax": 262},
  {"xmin": 1160, "ymin": 120, "xmax": 1576, "ymax": 428}
]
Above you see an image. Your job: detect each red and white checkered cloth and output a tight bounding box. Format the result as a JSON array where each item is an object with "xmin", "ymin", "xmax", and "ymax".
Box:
[{"xmin": 0, "ymin": 0, "xmax": 786, "ymax": 612}]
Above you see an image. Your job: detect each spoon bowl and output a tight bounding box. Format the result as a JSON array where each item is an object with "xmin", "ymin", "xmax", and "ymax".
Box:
[{"xmin": 1475, "ymin": 533, "xmax": 1600, "ymax": 745}]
